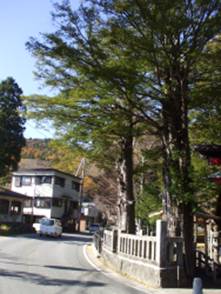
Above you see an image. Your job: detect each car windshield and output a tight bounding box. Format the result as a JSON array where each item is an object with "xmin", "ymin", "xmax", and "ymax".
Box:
[{"xmin": 41, "ymin": 218, "xmax": 54, "ymax": 226}]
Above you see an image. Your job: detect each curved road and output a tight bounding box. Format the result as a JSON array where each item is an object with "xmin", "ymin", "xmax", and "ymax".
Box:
[{"xmin": 0, "ymin": 233, "xmax": 147, "ymax": 294}]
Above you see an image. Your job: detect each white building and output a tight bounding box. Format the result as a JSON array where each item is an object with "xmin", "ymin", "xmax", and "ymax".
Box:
[{"xmin": 11, "ymin": 168, "xmax": 81, "ymax": 229}]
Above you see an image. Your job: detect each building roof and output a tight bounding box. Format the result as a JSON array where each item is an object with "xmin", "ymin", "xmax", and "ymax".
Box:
[
  {"xmin": 12, "ymin": 168, "xmax": 81, "ymax": 181},
  {"xmin": 0, "ymin": 187, "xmax": 31, "ymax": 199},
  {"xmin": 195, "ymin": 144, "xmax": 221, "ymax": 157},
  {"xmin": 195, "ymin": 210, "xmax": 221, "ymax": 221}
]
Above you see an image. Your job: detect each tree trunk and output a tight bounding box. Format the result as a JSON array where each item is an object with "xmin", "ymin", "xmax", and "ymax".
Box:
[
  {"xmin": 161, "ymin": 74, "xmax": 195, "ymax": 278},
  {"xmin": 215, "ymin": 193, "xmax": 221, "ymax": 231},
  {"xmin": 116, "ymin": 157, "xmax": 127, "ymax": 231},
  {"xmin": 124, "ymin": 133, "xmax": 136, "ymax": 234},
  {"xmin": 182, "ymin": 202, "xmax": 194, "ymax": 277},
  {"xmin": 116, "ymin": 130, "xmax": 136, "ymax": 234},
  {"xmin": 161, "ymin": 100, "xmax": 179, "ymax": 236}
]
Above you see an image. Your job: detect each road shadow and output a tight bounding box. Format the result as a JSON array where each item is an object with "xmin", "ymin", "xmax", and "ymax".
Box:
[
  {"xmin": 44, "ymin": 265, "xmax": 93, "ymax": 272},
  {"xmin": 0, "ymin": 268, "xmax": 106, "ymax": 287},
  {"xmin": 0, "ymin": 259, "xmax": 94, "ymax": 273},
  {"xmin": 21, "ymin": 233, "xmax": 93, "ymax": 244}
]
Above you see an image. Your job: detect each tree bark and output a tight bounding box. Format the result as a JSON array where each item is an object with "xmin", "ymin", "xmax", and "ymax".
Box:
[
  {"xmin": 116, "ymin": 156, "xmax": 127, "ymax": 232},
  {"xmin": 116, "ymin": 128, "xmax": 136, "ymax": 234},
  {"xmin": 215, "ymin": 193, "xmax": 221, "ymax": 231},
  {"xmin": 161, "ymin": 73, "xmax": 195, "ymax": 278},
  {"xmin": 182, "ymin": 202, "xmax": 194, "ymax": 277},
  {"xmin": 124, "ymin": 132, "xmax": 136, "ymax": 234}
]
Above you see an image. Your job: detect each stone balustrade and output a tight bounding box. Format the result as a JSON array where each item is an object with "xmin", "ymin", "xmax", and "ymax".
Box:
[{"xmin": 99, "ymin": 220, "xmax": 184, "ymax": 287}]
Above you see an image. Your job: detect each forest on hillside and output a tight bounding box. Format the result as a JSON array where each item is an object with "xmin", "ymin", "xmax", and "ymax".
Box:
[{"xmin": 21, "ymin": 139, "xmax": 52, "ymax": 161}]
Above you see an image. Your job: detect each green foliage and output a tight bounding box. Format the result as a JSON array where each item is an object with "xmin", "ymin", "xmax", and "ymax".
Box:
[
  {"xmin": 0, "ymin": 77, "xmax": 26, "ymax": 177},
  {"xmin": 191, "ymin": 152, "xmax": 221, "ymax": 210},
  {"xmin": 24, "ymin": 1, "xmax": 149, "ymax": 177},
  {"xmin": 136, "ymin": 183, "xmax": 162, "ymax": 224},
  {"xmin": 47, "ymin": 139, "xmax": 84, "ymax": 173},
  {"xmin": 190, "ymin": 36, "xmax": 221, "ymax": 144},
  {"xmin": 135, "ymin": 144, "xmax": 163, "ymax": 223},
  {"xmin": 24, "ymin": 0, "xmax": 221, "ymax": 247}
]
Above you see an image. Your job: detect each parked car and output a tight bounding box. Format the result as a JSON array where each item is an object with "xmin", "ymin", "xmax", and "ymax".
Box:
[
  {"xmin": 89, "ymin": 223, "xmax": 100, "ymax": 234},
  {"xmin": 33, "ymin": 217, "xmax": 62, "ymax": 237}
]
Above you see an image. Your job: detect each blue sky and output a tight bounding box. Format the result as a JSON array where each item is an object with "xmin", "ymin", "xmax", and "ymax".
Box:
[{"xmin": 0, "ymin": 0, "xmax": 80, "ymax": 138}]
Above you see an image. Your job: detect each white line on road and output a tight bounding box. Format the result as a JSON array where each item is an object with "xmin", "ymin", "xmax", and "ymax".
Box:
[{"xmin": 83, "ymin": 244, "xmax": 101, "ymax": 272}]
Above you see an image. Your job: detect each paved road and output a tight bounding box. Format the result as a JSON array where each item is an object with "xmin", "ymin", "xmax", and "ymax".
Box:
[{"xmin": 0, "ymin": 233, "xmax": 146, "ymax": 294}]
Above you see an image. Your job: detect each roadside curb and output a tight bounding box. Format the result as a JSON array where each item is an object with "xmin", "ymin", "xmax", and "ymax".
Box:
[
  {"xmin": 84, "ymin": 243, "xmax": 221, "ymax": 294},
  {"xmin": 84, "ymin": 243, "xmax": 113, "ymax": 273},
  {"xmin": 84, "ymin": 243, "xmax": 154, "ymax": 293}
]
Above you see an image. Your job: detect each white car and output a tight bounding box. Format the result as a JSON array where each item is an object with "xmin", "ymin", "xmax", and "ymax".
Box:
[{"xmin": 33, "ymin": 217, "xmax": 62, "ymax": 237}]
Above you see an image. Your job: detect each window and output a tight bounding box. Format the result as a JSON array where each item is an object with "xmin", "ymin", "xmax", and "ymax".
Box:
[
  {"xmin": 14, "ymin": 176, "xmax": 21, "ymax": 187},
  {"xmin": 10, "ymin": 201, "xmax": 21, "ymax": 215},
  {"xmin": 55, "ymin": 176, "xmax": 65, "ymax": 187},
  {"xmin": 70, "ymin": 201, "xmax": 78, "ymax": 209},
  {"xmin": 35, "ymin": 176, "xmax": 52, "ymax": 185},
  {"xmin": 24, "ymin": 199, "xmax": 33, "ymax": 207},
  {"xmin": 34, "ymin": 197, "xmax": 51, "ymax": 209},
  {"xmin": 52, "ymin": 198, "xmax": 63, "ymax": 207},
  {"xmin": 72, "ymin": 181, "xmax": 80, "ymax": 192},
  {"xmin": 14, "ymin": 176, "xmax": 32, "ymax": 187},
  {"xmin": 22, "ymin": 176, "xmax": 32, "ymax": 186},
  {"xmin": 0, "ymin": 199, "xmax": 9, "ymax": 214}
]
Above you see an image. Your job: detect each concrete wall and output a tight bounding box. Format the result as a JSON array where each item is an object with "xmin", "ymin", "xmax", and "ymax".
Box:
[{"xmin": 101, "ymin": 246, "xmax": 185, "ymax": 287}]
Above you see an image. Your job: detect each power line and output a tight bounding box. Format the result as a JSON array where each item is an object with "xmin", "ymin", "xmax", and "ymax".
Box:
[{"xmin": 25, "ymin": 120, "xmax": 54, "ymax": 138}]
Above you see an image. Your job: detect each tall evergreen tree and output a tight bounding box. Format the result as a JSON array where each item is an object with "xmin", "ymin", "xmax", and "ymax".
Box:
[{"xmin": 0, "ymin": 77, "xmax": 26, "ymax": 177}]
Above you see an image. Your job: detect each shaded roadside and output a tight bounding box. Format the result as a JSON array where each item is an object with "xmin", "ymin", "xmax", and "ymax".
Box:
[{"xmin": 85, "ymin": 243, "xmax": 221, "ymax": 294}]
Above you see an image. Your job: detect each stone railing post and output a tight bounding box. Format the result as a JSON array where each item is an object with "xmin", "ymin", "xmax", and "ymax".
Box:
[
  {"xmin": 156, "ymin": 220, "xmax": 167, "ymax": 267},
  {"xmin": 193, "ymin": 277, "xmax": 203, "ymax": 294},
  {"xmin": 112, "ymin": 229, "xmax": 118, "ymax": 253}
]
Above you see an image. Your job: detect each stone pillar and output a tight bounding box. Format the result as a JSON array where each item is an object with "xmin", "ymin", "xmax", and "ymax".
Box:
[
  {"xmin": 193, "ymin": 277, "xmax": 203, "ymax": 294},
  {"xmin": 156, "ymin": 220, "xmax": 167, "ymax": 267},
  {"xmin": 112, "ymin": 229, "xmax": 118, "ymax": 253}
]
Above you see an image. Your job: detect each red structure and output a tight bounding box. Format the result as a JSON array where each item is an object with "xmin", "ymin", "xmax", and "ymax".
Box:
[
  {"xmin": 196, "ymin": 144, "xmax": 221, "ymax": 184},
  {"xmin": 196, "ymin": 144, "xmax": 221, "ymax": 230},
  {"xmin": 208, "ymin": 157, "xmax": 221, "ymax": 165}
]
